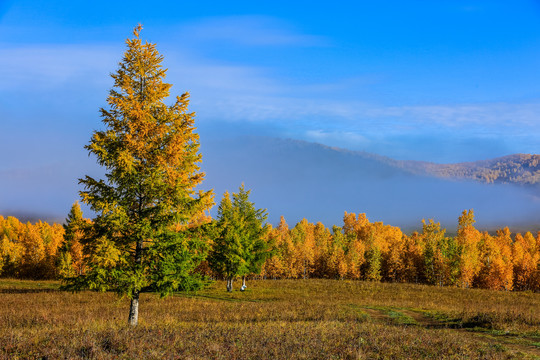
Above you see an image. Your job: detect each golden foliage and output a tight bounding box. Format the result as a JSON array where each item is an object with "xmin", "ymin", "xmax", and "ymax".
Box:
[{"xmin": 1, "ymin": 208, "xmax": 539, "ymax": 293}]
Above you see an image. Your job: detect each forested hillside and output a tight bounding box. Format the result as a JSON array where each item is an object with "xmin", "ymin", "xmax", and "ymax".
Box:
[
  {"xmin": 310, "ymin": 141, "xmax": 540, "ymax": 186},
  {"xmin": 395, "ymin": 154, "xmax": 540, "ymax": 185}
]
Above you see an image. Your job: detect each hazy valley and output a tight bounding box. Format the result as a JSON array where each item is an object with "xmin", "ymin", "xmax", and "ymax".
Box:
[{"xmin": 201, "ymin": 136, "xmax": 540, "ymax": 232}]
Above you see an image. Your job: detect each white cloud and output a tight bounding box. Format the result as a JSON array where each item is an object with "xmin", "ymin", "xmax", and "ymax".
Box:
[
  {"xmin": 365, "ymin": 103, "xmax": 540, "ymax": 132},
  {"xmin": 1, "ymin": 29, "xmax": 538, "ymax": 153},
  {"xmin": 190, "ymin": 83, "xmax": 540, "ymax": 138}
]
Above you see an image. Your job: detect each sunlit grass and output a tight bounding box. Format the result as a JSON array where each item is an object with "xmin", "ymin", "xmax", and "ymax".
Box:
[
  {"xmin": 1, "ymin": 279, "xmax": 539, "ymax": 359},
  {"xmin": 0, "ymin": 278, "xmax": 60, "ymax": 290}
]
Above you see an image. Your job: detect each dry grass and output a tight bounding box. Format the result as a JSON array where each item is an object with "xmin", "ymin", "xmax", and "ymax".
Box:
[{"xmin": 1, "ymin": 279, "xmax": 539, "ymax": 359}]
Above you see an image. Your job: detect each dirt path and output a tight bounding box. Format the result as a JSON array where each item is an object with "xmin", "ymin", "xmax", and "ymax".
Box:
[
  {"xmin": 360, "ymin": 307, "xmax": 394, "ymax": 323},
  {"xmin": 397, "ymin": 308, "xmax": 540, "ymax": 359},
  {"xmin": 351, "ymin": 305, "xmax": 540, "ymax": 358},
  {"xmin": 398, "ymin": 309, "xmax": 441, "ymax": 328}
]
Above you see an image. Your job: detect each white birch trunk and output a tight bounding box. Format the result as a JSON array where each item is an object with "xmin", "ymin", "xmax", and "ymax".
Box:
[{"xmin": 128, "ymin": 290, "xmax": 139, "ymax": 326}]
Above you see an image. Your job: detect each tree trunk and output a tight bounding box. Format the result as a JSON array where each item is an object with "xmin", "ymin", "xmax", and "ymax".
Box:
[
  {"xmin": 128, "ymin": 289, "xmax": 139, "ymax": 326},
  {"xmin": 242, "ymin": 276, "xmax": 246, "ymax": 287},
  {"xmin": 129, "ymin": 236, "xmax": 143, "ymax": 326},
  {"xmin": 226, "ymin": 277, "xmax": 233, "ymax": 292}
]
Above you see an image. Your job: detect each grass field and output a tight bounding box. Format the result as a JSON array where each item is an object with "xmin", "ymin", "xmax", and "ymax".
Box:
[{"xmin": 1, "ymin": 279, "xmax": 539, "ymax": 359}]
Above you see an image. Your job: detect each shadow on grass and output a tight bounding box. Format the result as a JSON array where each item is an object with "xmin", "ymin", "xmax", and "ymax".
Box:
[
  {"xmin": 0, "ymin": 288, "xmax": 59, "ymax": 294},
  {"xmin": 175, "ymin": 292, "xmax": 274, "ymax": 303}
]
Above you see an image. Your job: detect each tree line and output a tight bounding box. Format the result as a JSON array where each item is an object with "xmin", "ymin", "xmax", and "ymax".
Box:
[
  {"xmin": 1, "ymin": 207, "xmax": 539, "ymax": 292},
  {"xmin": 257, "ymin": 210, "xmax": 540, "ymax": 292}
]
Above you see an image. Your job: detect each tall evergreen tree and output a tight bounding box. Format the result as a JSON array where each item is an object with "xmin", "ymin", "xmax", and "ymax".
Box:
[
  {"xmin": 65, "ymin": 25, "xmax": 214, "ymax": 326},
  {"xmin": 210, "ymin": 184, "xmax": 268, "ymax": 292}
]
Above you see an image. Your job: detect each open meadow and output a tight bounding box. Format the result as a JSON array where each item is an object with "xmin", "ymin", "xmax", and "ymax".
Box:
[{"xmin": 1, "ymin": 279, "xmax": 539, "ymax": 359}]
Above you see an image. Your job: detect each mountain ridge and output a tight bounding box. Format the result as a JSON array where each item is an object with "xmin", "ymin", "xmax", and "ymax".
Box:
[
  {"xmin": 285, "ymin": 138, "xmax": 540, "ymax": 186},
  {"xmin": 200, "ymin": 136, "xmax": 540, "ymax": 231}
]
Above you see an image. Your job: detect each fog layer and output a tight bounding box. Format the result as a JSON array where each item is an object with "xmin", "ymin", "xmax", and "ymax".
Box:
[{"xmin": 201, "ymin": 136, "xmax": 540, "ymax": 233}]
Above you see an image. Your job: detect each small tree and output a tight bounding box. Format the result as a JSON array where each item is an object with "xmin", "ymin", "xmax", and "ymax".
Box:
[
  {"xmin": 58, "ymin": 201, "xmax": 86, "ymax": 278},
  {"xmin": 210, "ymin": 184, "xmax": 268, "ymax": 292},
  {"xmin": 421, "ymin": 219, "xmax": 446, "ymax": 285},
  {"xmin": 65, "ymin": 25, "xmax": 214, "ymax": 326}
]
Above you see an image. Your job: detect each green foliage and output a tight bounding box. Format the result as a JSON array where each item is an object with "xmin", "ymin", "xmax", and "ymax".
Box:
[
  {"xmin": 146, "ymin": 225, "xmax": 214, "ymax": 296},
  {"xmin": 63, "ymin": 25, "xmax": 214, "ymax": 305},
  {"xmin": 57, "ymin": 202, "xmax": 85, "ymax": 279},
  {"xmin": 62, "ymin": 202, "xmax": 84, "ymax": 252},
  {"xmin": 209, "ymin": 184, "xmax": 268, "ymax": 287},
  {"xmin": 57, "ymin": 252, "xmax": 75, "ymax": 279},
  {"xmin": 422, "ymin": 219, "xmax": 446, "ymax": 285},
  {"xmin": 364, "ymin": 245, "xmax": 382, "ymax": 281}
]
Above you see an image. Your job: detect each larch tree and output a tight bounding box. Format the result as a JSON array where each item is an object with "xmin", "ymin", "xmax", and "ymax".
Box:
[
  {"xmin": 363, "ymin": 243, "xmax": 382, "ymax": 282},
  {"xmin": 20, "ymin": 223, "xmax": 46, "ymax": 279},
  {"xmin": 401, "ymin": 232, "xmax": 422, "ymax": 283},
  {"xmin": 65, "ymin": 25, "xmax": 214, "ymax": 326},
  {"xmin": 58, "ymin": 201, "xmax": 87, "ymax": 278},
  {"xmin": 209, "ymin": 184, "xmax": 268, "ymax": 292},
  {"xmin": 0, "ymin": 216, "xmax": 24, "ymax": 278},
  {"xmin": 331, "ymin": 226, "xmax": 349, "ymax": 279},
  {"xmin": 420, "ymin": 219, "xmax": 446, "ymax": 285},
  {"xmin": 382, "ymin": 226, "xmax": 405, "ymax": 282},
  {"xmin": 280, "ymin": 220, "xmax": 298, "ymax": 278},
  {"xmin": 514, "ymin": 231, "xmax": 540, "ymax": 290},
  {"xmin": 456, "ymin": 209, "xmax": 481, "ymax": 288},
  {"xmin": 313, "ymin": 222, "xmax": 332, "ymax": 277},
  {"xmin": 292, "ymin": 219, "xmax": 315, "ymax": 279},
  {"xmin": 345, "ymin": 234, "xmax": 365, "ymax": 280},
  {"xmin": 39, "ymin": 221, "xmax": 65, "ymax": 279},
  {"xmin": 262, "ymin": 217, "xmax": 288, "ymax": 279}
]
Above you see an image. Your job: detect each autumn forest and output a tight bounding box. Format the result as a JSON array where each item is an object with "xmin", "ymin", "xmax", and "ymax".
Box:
[{"xmin": 1, "ymin": 206, "xmax": 539, "ymax": 292}]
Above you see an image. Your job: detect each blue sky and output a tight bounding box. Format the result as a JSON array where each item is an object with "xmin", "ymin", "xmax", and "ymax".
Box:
[{"xmin": 1, "ymin": 0, "xmax": 540, "ymax": 221}]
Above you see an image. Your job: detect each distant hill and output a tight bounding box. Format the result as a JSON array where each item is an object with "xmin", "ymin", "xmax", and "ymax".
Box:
[
  {"xmin": 200, "ymin": 136, "xmax": 540, "ymax": 232},
  {"xmin": 317, "ymin": 145, "xmax": 540, "ymax": 186},
  {"xmin": 395, "ymin": 154, "xmax": 540, "ymax": 186}
]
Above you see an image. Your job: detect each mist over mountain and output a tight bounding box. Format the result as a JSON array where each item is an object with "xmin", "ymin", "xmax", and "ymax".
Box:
[
  {"xmin": 394, "ymin": 154, "xmax": 540, "ymax": 187},
  {"xmin": 1, "ymin": 136, "xmax": 538, "ymax": 233},
  {"xmin": 200, "ymin": 136, "xmax": 540, "ymax": 233}
]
